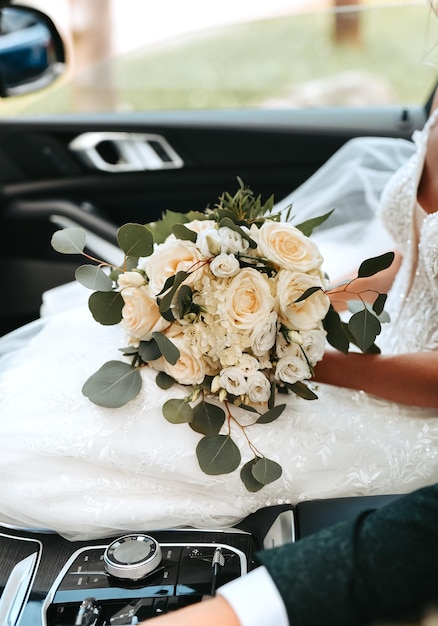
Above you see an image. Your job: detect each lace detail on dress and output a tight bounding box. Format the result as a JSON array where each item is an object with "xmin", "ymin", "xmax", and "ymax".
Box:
[{"xmin": 379, "ymin": 109, "xmax": 438, "ymax": 353}]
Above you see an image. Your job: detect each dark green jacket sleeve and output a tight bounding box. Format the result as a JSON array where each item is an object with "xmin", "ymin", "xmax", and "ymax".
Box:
[{"xmin": 257, "ymin": 483, "xmax": 438, "ymax": 626}]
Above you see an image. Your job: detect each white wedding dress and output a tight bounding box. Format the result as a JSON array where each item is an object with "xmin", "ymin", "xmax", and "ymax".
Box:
[{"xmin": 0, "ymin": 118, "xmax": 437, "ymax": 541}]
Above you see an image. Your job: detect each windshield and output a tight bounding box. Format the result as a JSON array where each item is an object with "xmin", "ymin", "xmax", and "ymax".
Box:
[{"xmin": 2, "ymin": 0, "xmax": 438, "ymax": 115}]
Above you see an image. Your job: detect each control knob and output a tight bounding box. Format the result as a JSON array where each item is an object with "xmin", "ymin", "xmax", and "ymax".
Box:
[{"xmin": 103, "ymin": 534, "xmax": 162, "ymax": 581}]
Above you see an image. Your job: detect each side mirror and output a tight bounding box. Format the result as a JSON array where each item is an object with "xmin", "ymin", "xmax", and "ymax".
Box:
[{"xmin": 0, "ymin": 4, "xmax": 65, "ymax": 97}]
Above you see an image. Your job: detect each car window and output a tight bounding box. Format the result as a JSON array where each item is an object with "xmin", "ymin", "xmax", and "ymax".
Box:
[{"xmin": 2, "ymin": 0, "xmax": 437, "ymax": 115}]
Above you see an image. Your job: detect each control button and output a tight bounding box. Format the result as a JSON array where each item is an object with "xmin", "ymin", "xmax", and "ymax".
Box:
[{"xmin": 104, "ymin": 534, "xmax": 162, "ymax": 581}]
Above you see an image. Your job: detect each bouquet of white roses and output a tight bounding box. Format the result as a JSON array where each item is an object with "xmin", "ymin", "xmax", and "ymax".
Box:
[{"xmin": 52, "ymin": 180, "xmax": 393, "ymax": 491}]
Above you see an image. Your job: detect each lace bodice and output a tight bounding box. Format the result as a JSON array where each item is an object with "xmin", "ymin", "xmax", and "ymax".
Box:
[{"xmin": 379, "ymin": 109, "xmax": 438, "ymax": 353}]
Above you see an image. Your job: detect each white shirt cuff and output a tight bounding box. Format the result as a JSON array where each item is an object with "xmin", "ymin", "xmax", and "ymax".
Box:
[{"xmin": 217, "ymin": 565, "xmax": 289, "ymax": 626}]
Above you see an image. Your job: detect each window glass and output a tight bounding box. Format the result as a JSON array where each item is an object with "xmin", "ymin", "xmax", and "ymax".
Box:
[{"xmin": 1, "ymin": 1, "xmax": 437, "ymax": 115}]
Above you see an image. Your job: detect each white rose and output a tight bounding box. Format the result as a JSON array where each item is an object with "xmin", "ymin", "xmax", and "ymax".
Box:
[
  {"xmin": 121, "ymin": 286, "xmax": 170, "ymax": 341},
  {"xmin": 251, "ymin": 311, "xmax": 278, "ymax": 356},
  {"xmin": 275, "ymin": 349, "xmax": 311, "ymax": 385},
  {"xmin": 277, "ymin": 269, "xmax": 330, "ymax": 331},
  {"xmin": 247, "ymin": 371, "xmax": 271, "ymax": 403},
  {"xmin": 219, "ymin": 367, "xmax": 247, "ymax": 396},
  {"xmin": 226, "ymin": 268, "xmax": 275, "ymax": 330},
  {"xmin": 301, "ymin": 328, "xmax": 327, "ymax": 364},
  {"xmin": 196, "ymin": 228, "xmax": 221, "ymax": 257},
  {"xmin": 117, "ymin": 271, "xmax": 145, "ymax": 289},
  {"xmin": 140, "ymin": 239, "xmax": 205, "ymax": 296},
  {"xmin": 210, "ymin": 253, "xmax": 240, "ymax": 278},
  {"xmin": 151, "ymin": 328, "xmax": 206, "ymax": 386},
  {"xmin": 218, "ymin": 226, "xmax": 250, "ymax": 255},
  {"xmin": 258, "ymin": 221, "xmax": 324, "ymax": 271},
  {"xmin": 237, "ymin": 353, "xmax": 260, "ymax": 375}
]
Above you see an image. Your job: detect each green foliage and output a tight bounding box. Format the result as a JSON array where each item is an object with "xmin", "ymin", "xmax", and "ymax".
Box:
[
  {"xmin": 294, "ymin": 210, "xmax": 335, "ymax": 237},
  {"xmin": 162, "ymin": 398, "xmax": 194, "ymax": 424},
  {"xmin": 88, "ymin": 291, "xmax": 124, "ymax": 325},
  {"xmin": 75, "ymin": 265, "xmax": 113, "ymax": 291},
  {"xmin": 51, "ymin": 227, "xmax": 86, "ymax": 254},
  {"xmin": 190, "ymin": 401, "xmax": 226, "ymax": 435},
  {"xmin": 117, "ymin": 223, "xmax": 154, "ymax": 257},
  {"xmin": 196, "ymin": 435, "xmax": 241, "ymax": 475},
  {"xmin": 152, "ymin": 332, "xmax": 180, "ymax": 365},
  {"xmin": 240, "ymin": 456, "xmax": 282, "ymax": 492},
  {"xmin": 255, "ymin": 404, "xmax": 286, "ymax": 424},
  {"xmin": 82, "ymin": 361, "xmax": 142, "ymax": 408}
]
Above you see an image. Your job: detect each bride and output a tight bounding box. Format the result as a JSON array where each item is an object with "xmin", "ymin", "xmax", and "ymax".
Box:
[{"xmin": 0, "ymin": 100, "xmax": 437, "ymax": 541}]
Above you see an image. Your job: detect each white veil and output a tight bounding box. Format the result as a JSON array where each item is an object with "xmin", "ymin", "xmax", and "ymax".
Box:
[{"xmin": 275, "ymin": 136, "xmax": 416, "ymax": 280}]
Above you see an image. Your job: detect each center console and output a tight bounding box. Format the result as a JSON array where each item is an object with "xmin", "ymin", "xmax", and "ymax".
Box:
[{"xmin": 0, "ymin": 494, "xmax": 399, "ymax": 626}]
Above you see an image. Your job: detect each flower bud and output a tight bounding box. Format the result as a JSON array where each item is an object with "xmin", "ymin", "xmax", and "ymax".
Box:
[
  {"xmin": 210, "ymin": 375, "xmax": 221, "ymax": 394},
  {"xmin": 288, "ymin": 330, "xmax": 303, "ymax": 345}
]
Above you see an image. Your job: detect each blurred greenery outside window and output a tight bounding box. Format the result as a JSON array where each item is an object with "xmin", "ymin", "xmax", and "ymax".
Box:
[{"xmin": 1, "ymin": 2, "xmax": 437, "ymax": 116}]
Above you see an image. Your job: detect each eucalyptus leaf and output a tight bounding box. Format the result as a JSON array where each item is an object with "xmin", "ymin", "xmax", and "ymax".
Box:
[
  {"xmin": 373, "ymin": 293, "xmax": 387, "ymax": 316},
  {"xmin": 147, "ymin": 210, "xmax": 191, "ymax": 244},
  {"xmin": 138, "ymin": 338, "xmax": 161, "ymax": 362},
  {"xmin": 190, "ymin": 401, "xmax": 225, "ymax": 435},
  {"xmin": 162, "ymin": 398, "xmax": 194, "ymax": 424},
  {"xmin": 88, "ymin": 291, "xmax": 124, "ymax": 325},
  {"xmin": 117, "ymin": 223, "xmax": 154, "ymax": 257},
  {"xmin": 357, "ymin": 251, "xmax": 395, "ymax": 278},
  {"xmin": 158, "ymin": 271, "xmax": 188, "ymax": 314},
  {"xmin": 82, "ymin": 360, "xmax": 142, "ymax": 408},
  {"xmin": 172, "ymin": 223, "xmax": 197, "ymax": 243},
  {"xmin": 251, "ymin": 457, "xmax": 282, "ymax": 485},
  {"xmin": 284, "ymin": 381, "xmax": 318, "ymax": 401},
  {"xmin": 348, "ymin": 308, "xmax": 381, "ymax": 352},
  {"xmin": 156, "ymin": 372, "xmax": 175, "ymax": 390},
  {"xmin": 323, "ymin": 305, "xmax": 349, "ymax": 354},
  {"xmin": 152, "ymin": 332, "xmax": 180, "ymax": 365},
  {"xmin": 51, "ymin": 227, "xmax": 86, "ymax": 254},
  {"xmin": 256, "ymin": 403, "xmax": 286, "ymax": 424},
  {"xmin": 177, "ymin": 284, "xmax": 193, "ymax": 319},
  {"xmin": 294, "ymin": 209, "xmax": 334, "ymax": 237},
  {"xmin": 240, "ymin": 459, "xmax": 264, "ymax": 492},
  {"xmin": 219, "ymin": 217, "xmax": 257, "ymax": 249},
  {"xmin": 196, "ymin": 435, "xmax": 241, "ymax": 475},
  {"xmin": 294, "ymin": 286, "xmax": 323, "ymax": 303},
  {"xmin": 75, "ymin": 265, "xmax": 113, "ymax": 291}
]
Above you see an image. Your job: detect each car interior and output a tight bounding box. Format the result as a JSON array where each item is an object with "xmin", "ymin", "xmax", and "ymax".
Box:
[{"xmin": 0, "ymin": 3, "xmax": 434, "ymax": 625}]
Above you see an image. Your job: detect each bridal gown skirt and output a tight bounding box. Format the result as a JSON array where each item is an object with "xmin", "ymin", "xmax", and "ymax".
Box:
[{"xmin": 0, "ymin": 303, "xmax": 437, "ymax": 540}]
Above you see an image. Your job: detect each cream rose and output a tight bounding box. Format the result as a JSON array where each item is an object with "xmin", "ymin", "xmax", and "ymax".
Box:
[
  {"xmin": 258, "ymin": 221, "xmax": 323, "ymax": 271},
  {"xmin": 185, "ymin": 219, "xmax": 216, "ymax": 234},
  {"xmin": 140, "ymin": 239, "xmax": 205, "ymax": 296},
  {"xmin": 219, "ymin": 367, "xmax": 247, "ymax": 396},
  {"xmin": 226, "ymin": 268, "xmax": 275, "ymax": 330},
  {"xmin": 210, "ymin": 253, "xmax": 240, "ymax": 278},
  {"xmin": 277, "ymin": 269, "xmax": 330, "ymax": 331},
  {"xmin": 247, "ymin": 371, "xmax": 271, "ymax": 403},
  {"xmin": 151, "ymin": 330, "xmax": 206, "ymax": 386},
  {"xmin": 121, "ymin": 286, "xmax": 170, "ymax": 341}
]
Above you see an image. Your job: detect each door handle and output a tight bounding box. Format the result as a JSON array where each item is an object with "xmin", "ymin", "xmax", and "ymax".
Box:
[{"xmin": 69, "ymin": 132, "xmax": 184, "ymax": 173}]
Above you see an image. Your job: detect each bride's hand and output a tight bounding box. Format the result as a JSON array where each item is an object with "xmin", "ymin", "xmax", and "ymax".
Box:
[{"xmin": 141, "ymin": 596, "xmax": 240, "ymax": 625}]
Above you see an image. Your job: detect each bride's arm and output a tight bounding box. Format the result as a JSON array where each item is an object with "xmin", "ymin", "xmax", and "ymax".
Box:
[
  {"xmin": 327, "ymin": 250, "xmax": 402, "ymax": 312},
  {"xmin": 313, "ymin": 349, "xmax": 438, "ymax": 408}
]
